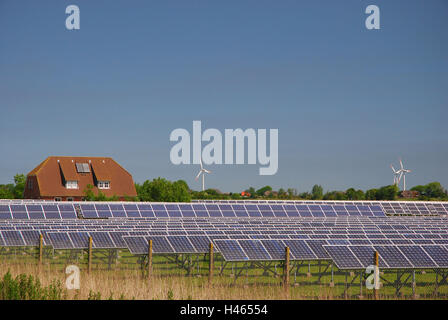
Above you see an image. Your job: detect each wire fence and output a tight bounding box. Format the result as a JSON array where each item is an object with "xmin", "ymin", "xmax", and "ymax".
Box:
[{"xmin": 0, "ymin": 246, "xmax": 447, "ymax": 299}]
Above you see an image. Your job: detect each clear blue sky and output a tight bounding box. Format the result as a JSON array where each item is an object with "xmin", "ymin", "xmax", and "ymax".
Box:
[{"xmin": 1, "ymin": 0, "xmax": 447, "ymax": 193}]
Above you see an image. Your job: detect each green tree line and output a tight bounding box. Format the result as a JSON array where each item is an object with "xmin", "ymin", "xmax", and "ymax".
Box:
[{"xmin": 1, "ymin": 173, "xmax": 447, "ymax": 202}]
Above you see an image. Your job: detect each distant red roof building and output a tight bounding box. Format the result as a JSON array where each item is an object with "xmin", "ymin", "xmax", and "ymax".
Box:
[
  {"xmin": 24, "ymin": 156, "xmax": 137, "ymax": 201},
  {"xmin": 400, "ymin": 190, "xmax": 420, "ymax": 199},
  {"xmin": 241, "ymin": 191, "xmax": 251, "ymax": 197}
]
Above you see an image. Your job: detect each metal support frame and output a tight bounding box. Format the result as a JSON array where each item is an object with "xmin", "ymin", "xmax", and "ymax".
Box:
[
  {"xmin": 342, "ymin": 271, "xmax": 362, "ymax": 299},
  {"xmin": 432, "ymin": 269, "xmax": 448, "ymax": 297}
]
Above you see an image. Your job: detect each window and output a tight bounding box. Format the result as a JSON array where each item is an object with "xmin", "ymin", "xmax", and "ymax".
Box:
[
  {"xmin": 75, "ymin": 163, "xmax": 90, "ymax": 173},
  {"xmin": 98, "ymin": 181, "xmax": 110, "ymax": 189},
  {"xmin": 54, "ymin": 197, "xmax": 62, "ymax": 201},
  {"xmin": 27, "ymin": 179, "xmax": 33, "ymax": 190},
  {"xmin": 67, "ymin": 197, "xmax": 74, "ymax": 201},
  {"xmin": 66, "ymin": 180, "xmax": 78, "ymax": 189}
]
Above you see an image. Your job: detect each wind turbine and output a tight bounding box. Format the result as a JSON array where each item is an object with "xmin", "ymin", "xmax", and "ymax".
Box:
[
  {"xmin": 195, "ymin": 158, "xmax": 211, "ymax": 191},
  {"xmin": 397, "ymin": 158, "xmax": 411, "ymax": 191},
  {"xmin": 390, "ymin": 164, "xmax": 401, "ymax": 186}
]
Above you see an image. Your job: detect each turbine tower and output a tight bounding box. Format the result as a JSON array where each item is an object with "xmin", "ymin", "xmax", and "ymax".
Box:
[
  {"xmin": 195, "ymin": 157, "xmax": 211, "ymax": 191},
  {"xmin": 397, "ymin": 158, "xmax": 411, "ymax": 191}
]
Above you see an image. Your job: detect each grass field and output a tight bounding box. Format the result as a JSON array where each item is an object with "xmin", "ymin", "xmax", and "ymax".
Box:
[{"xmin": 0, "ymin": 246, "xmax": 447, "ymax": 300}]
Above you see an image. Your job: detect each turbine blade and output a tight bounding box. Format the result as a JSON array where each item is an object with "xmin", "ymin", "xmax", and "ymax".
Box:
[
  {"xmin": 195, "ymin": 171, "xmax": 202, "ymax": 180},
  {"xmin": 204, "ymin": 169, "xmax": 212, "ymax": 174}
]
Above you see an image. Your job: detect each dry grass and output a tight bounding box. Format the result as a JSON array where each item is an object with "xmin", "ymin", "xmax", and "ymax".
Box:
[{"xmin": 0, "ymin": 263, "xmax": 325, "ymax": 300}]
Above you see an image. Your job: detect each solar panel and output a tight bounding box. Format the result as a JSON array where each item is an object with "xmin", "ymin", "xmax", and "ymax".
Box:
[
  {"xmin": 26, "ymin": 205, "xmax": 45, "ymax": 219},
  {"xmin": 214, "ymin": 240, "xmax": 249, "ymax": 261},
  {"xmin": 0, "ymin": 205, "xmax": 12, "ymax": 219},
  {"xmin": 21, "ymin": 230, "xmax": 42, "ymax": 246},
  {"xmin": 323, "ymin": 245, "xmax": 363, "ymax": 269},
  {"xmin": 187, "ymin": 235, "xmax": 211, "ymax": 252},
  {"xmin": 398, "ymin": 246, "xmax": 437, "ymax": 268},
  {"xmin": 260, "ymin": 240, "xmax": 286, "ymax": 260},
  {"xmin": 238, "ymin": 240, "xmax": 271, "ymax": 260},
  {"xmin": 58, "ymin": 205, "xmax": 77, "ymax": 219},
  {"xmin": 47, "ymin": 232, "xmax": 73, "ymax": 249},
  {"xmin": 109, "ymin": 231, "xmax": 129, "ymax": 248},
  {"xmin": 422, "ymin": 246, "xmax": 448, "ymax": 268},
  {"xmin": 146, "ymin": 236, "xmax": 174, "ymax": 253},
  {"xmin": 80, "ymin": 204, "xmax": 98, "ymax": 218},
  {"xmin": 2, "ymin": 231, "xmax": 26, "ymax": 246},
  {"xmin": 42, "ymin": 205, "xmax": 61, "ymax": 219},
  {"xmin": 124, "ymin": 204, "xmax": 140, "ymax": 218},
  {"xmin": 123, "ymin": 236, "xmax": 148, "ymax": 254},
  {"xmin": 89, "ymin": 232, "xmax": 116, "ymax": 248},
  {"xmin": 96, "ymin": 204, "xmax": 113, "ymax": 218},
  {"xmin": 282, "ymin": 240, "xmax": 316, "ymax": 260},
  {"xmin": 10, "ymin": 205, "xmax": 28, "ymax": 219},
  {"xmin": 166, "ymin": 236, "xmax": 196, "ymax": 253},
  {"xmin": 306, "ymin": 240, "xmax": 331, "ymax": 259},
  {"xmin": 75, "ymin": 163, "xmax": 90, "ymax": 173},
  {"xmin": 374, "ymin": 246, "xmax": 412, "ymax": 269},
  {"xmin": 68, "ymin": 232, "xmax": 90, "ymax": 248}
]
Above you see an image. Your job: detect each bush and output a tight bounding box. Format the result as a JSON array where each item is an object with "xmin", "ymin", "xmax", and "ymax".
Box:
[{"xmin": 0, "ymin": 270, "xmax": 63, "ymax": 300}]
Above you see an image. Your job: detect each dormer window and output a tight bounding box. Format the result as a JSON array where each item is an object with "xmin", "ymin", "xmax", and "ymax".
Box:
[
  {"xmin": 97, "ymin": 181, "xmax": 110, "ymax": 189},
  {"xmin": 66, "ymin": 180, "xmax": 78, "ymax": 189}
]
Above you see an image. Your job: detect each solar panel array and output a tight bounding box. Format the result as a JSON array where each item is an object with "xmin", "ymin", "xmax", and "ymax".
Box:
[
  {"xmin": 194, "ymin": 200, "xmax": 448, "ymax": 216},
  {"xmin": 0, "ymin": 199, "xmax": 447, "ymax": 270},
  {"xmin": 0, "ymin": 202, "xmax": 388, "ymax": 219}
]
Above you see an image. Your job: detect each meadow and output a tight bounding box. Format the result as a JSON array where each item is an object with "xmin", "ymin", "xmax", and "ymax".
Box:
[{"xmin": 0, "ymin": 246, "xmax": 446, "ymax": 300}]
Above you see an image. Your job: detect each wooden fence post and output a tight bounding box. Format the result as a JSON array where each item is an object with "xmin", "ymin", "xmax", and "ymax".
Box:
[
  {"xmin": 374, "ymin": 251, "xmax": 379, "ymax": 300},
  {"xmin": 88, "ymin": 236, "xmax": 92, "ymax": 274},
  {"xmin": 209, "ymin": 242, "xmax": 214, "ymax": 286},
  {"xmin": 39, "ymin": 234, "xmax": 43, "ymax": 265},
  {"xmin": 148, "ymin": 239, "xmax": 153, "ymax": 280},
  {"xmin": 284, "ymin": 246, "xmax": 290, "ymax": 291}
]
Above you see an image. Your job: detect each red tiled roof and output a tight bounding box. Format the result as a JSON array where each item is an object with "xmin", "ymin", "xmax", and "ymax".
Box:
[{"xmin": 24, "ymin": 156, "xmax": 137, "ymax": 198}]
